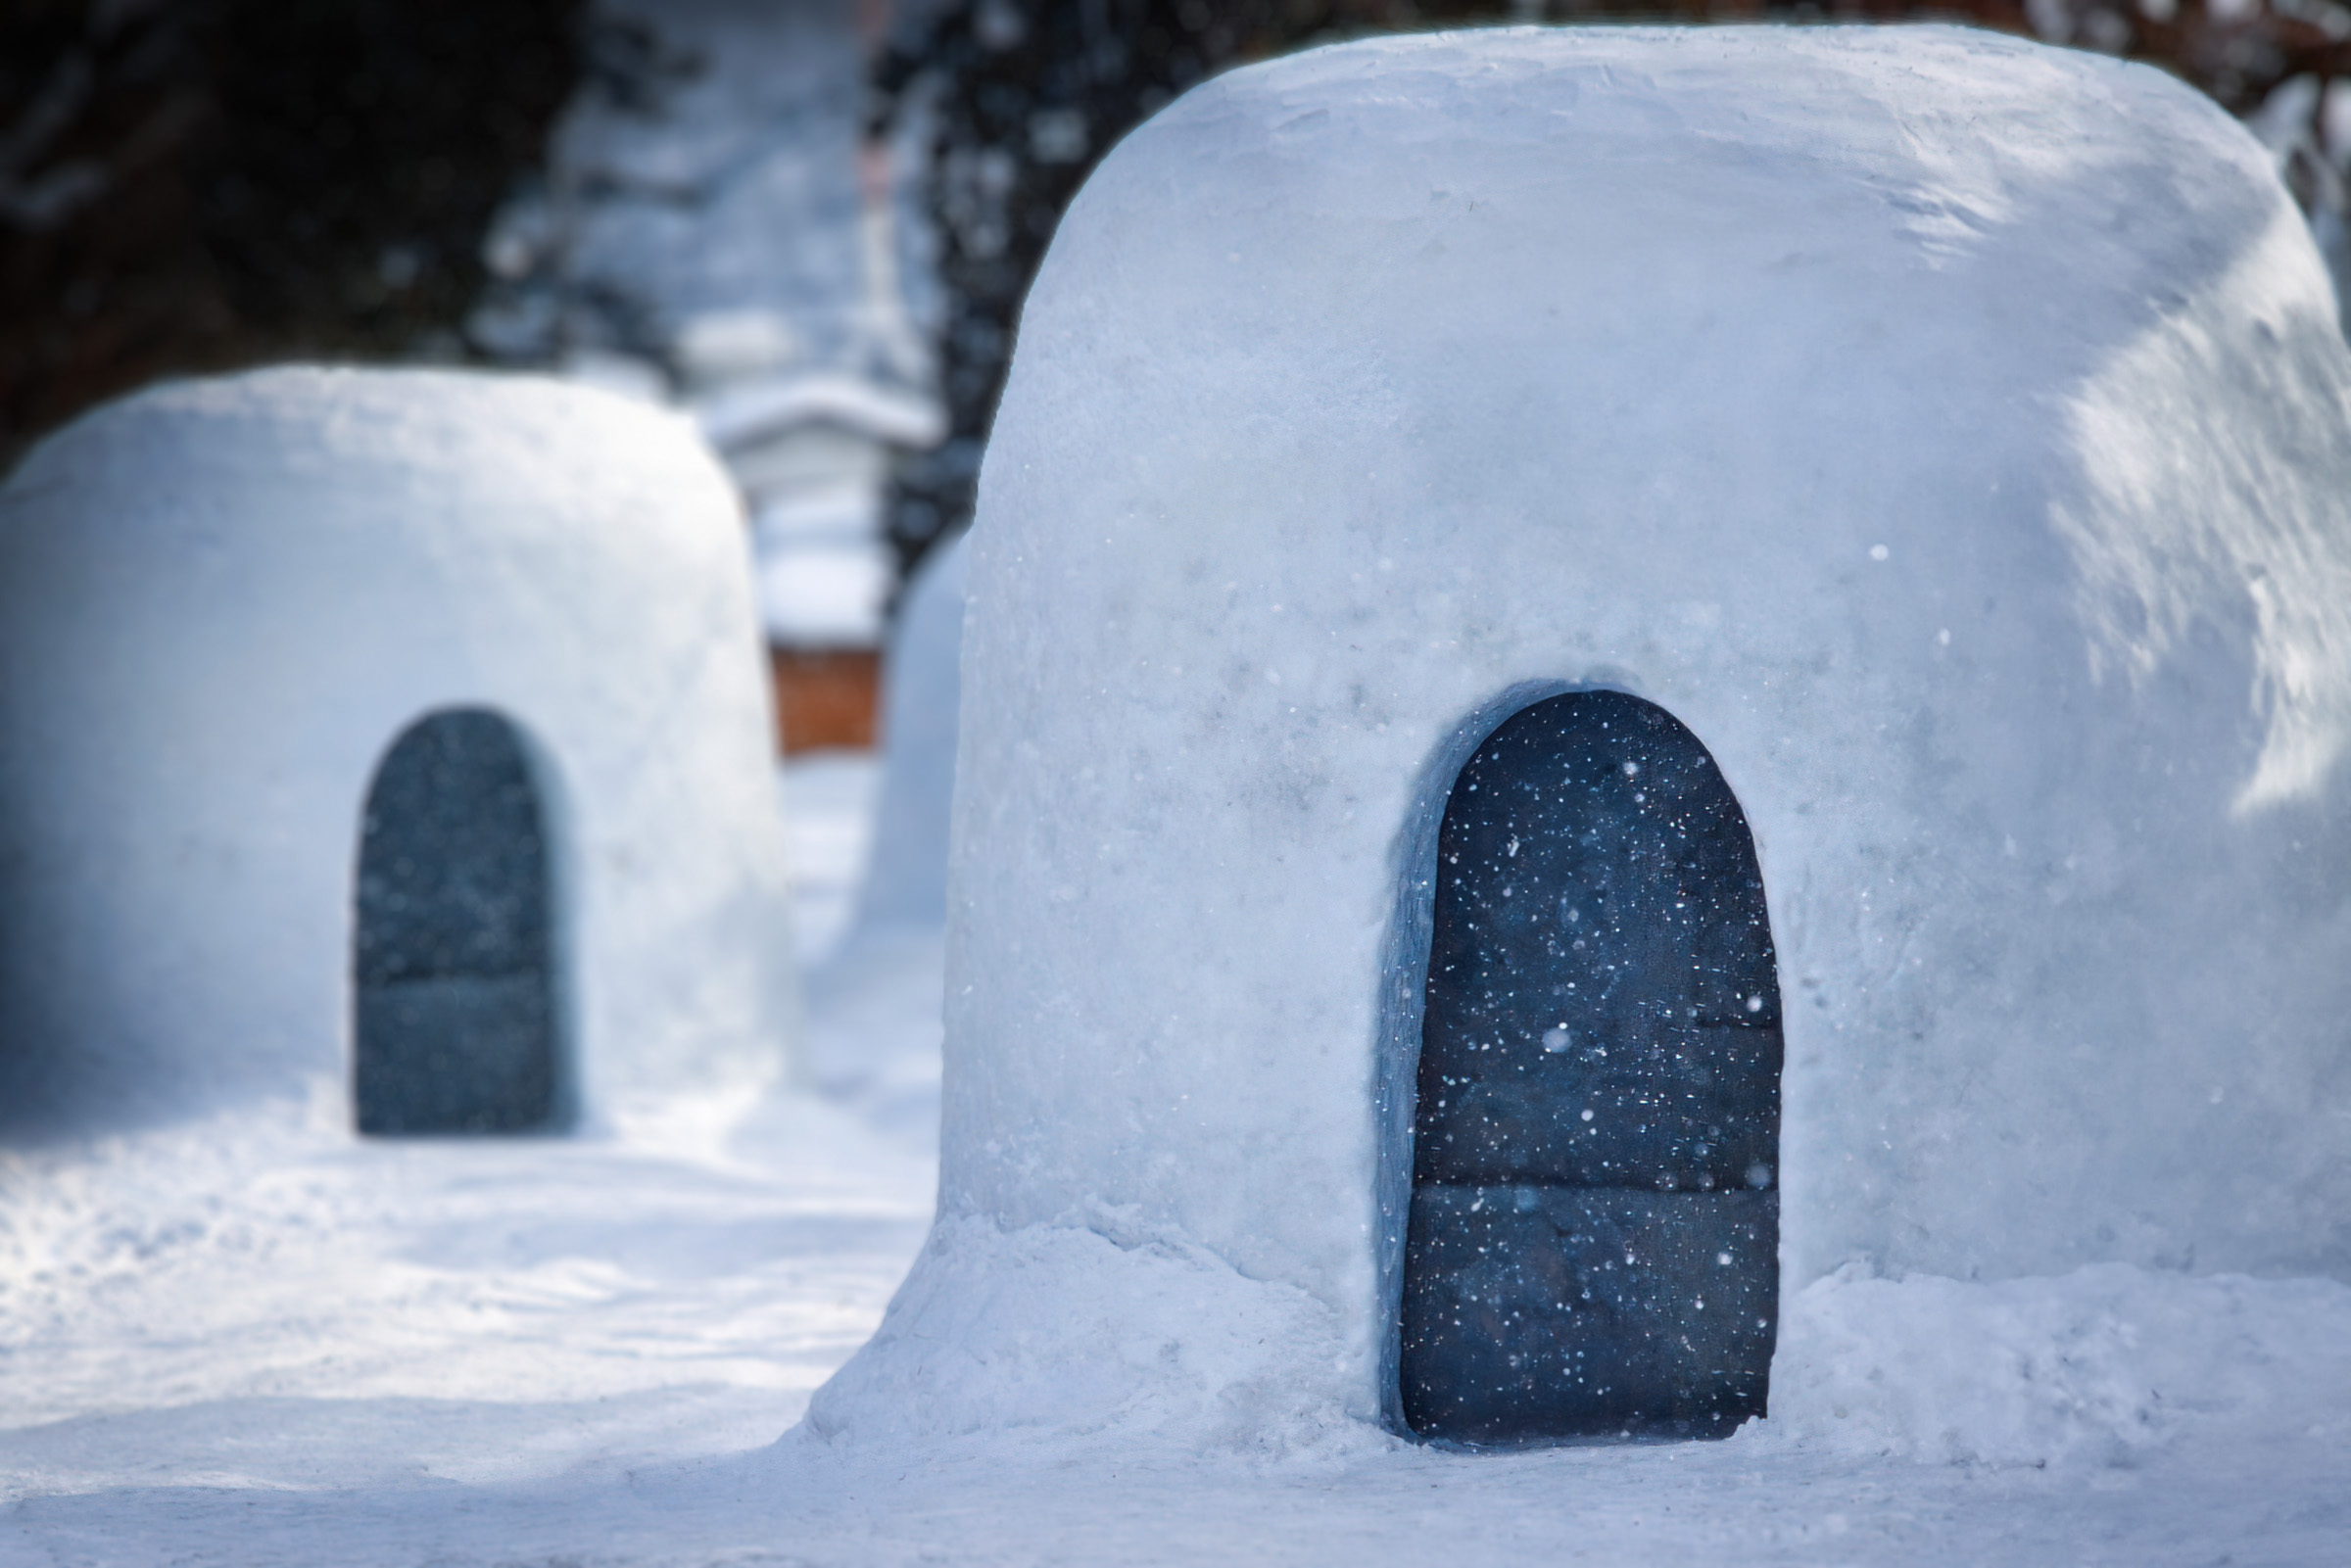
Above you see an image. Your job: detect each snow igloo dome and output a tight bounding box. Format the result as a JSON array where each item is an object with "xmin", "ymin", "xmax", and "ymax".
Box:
[
  {"xmin": 812, "ymin": 25, "xmax": 2351, "ymax": 1449},
  {"xmin": 0, "ymin": 367, "xmax": 796, "ymax": 1140}
]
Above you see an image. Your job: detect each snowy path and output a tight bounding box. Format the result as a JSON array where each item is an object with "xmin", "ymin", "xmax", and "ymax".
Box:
[
  {"xmin": 0, "ymin": 753, "xmax": 2343, "ymax": 1564},
  {"xmin": 0, "ymin": 1097, "xmax": 933, "ymax": 1495},
  {"xmin": 5, "ymin": 1367, "xmax": 2344, "ymax": 1566}
]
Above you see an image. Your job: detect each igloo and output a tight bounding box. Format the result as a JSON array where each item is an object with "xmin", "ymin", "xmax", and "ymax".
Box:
[
  {"xmin": 852, "ymin": 531, "xmax": 967, "ymax": 941},
  {"xmin": 813, "ymin": 26, "xmax": 2351, "ymax": 1448},
  {"xmin": 0, "ymin": 368, "xmax": 795, "ymax": 1139},
  {"xmin": 790, "ymin": 533, "xmax": 965, "ymax": 1133}
]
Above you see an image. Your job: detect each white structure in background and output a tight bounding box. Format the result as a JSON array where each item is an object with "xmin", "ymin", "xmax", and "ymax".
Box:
[
  {"xmin": 700, "ymin": 367, "xmax": 945, "ymax": 646},
  {"xmin": 813, "ymin": 27, "xmax": 2351, "ymax": 1451},
  {"xmin": 472, "ymin": 0, "xmax": 942, "ymax": 652},
  {"xmin": 0, "ymin": 368, "xmax": 797, "ymax": 1140}
]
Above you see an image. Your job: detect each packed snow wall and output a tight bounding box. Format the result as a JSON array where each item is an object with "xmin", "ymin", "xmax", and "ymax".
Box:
[
  {"xmin": 813, "ymin": 25, "xmax": 2351, "ymax": 1444},
  {"xmin": 0, "ymin": 367, "xmax": 796, "ymax": 1138}
]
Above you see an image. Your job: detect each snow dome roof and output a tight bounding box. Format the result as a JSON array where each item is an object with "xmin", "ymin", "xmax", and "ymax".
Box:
[
  {"xmin": 0, "ymin": 368, "xmax": 796, "ymax": 1139},
  {"xmin": 814, "ymin": 25, "xmax": 2351, "ymax": 1445}
]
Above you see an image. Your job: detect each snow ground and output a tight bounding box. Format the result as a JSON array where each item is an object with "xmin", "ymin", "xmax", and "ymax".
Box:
[
  {"xmin": 779, "ymin": 750, "xmax": 883, "ymax": 966},
  {"xmin": 0, "ymin": 749, "xmax": 2343, "ymax": 1564}
]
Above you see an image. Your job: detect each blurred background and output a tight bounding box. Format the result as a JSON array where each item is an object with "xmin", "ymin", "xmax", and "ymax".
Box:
[{"xmin": 8, "ymin": 0, "xmax": 2351, "ymax": 753}]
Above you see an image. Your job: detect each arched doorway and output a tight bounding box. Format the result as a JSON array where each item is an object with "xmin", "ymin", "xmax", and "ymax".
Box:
[
  {"xmin": 353, "ymin": 708, "xmax": 560, "ymax": 1134},
  {"xmin": 1400, "ymin": 689, "xmax": 1780, "ymax": 1444}
]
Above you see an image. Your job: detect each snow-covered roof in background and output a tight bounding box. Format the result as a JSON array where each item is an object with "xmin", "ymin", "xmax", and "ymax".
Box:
[
  {"xmin": 699, "ymin": 370, "xmax": 946, "ymax": 453},
  {"xmin": 814, "ymin": 24, "xmax": 2351, "ymax": 1448}
]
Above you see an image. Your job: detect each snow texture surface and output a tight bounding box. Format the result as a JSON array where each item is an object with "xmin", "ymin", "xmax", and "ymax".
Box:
[
  {"xmin": 0, "ymin": 367, "xmax": 795, "ymax": 1137},
  {"xmin": 763, "ymin": 536, "xmax": 965, "ymax": 1145},
  {"xmin": 829, "ymin": 23, "xmax": 2351, "ymax": 1442}
]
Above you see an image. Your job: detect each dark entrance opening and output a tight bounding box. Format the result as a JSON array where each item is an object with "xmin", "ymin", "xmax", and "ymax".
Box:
[
  {"xmin": 353, "ymin": 707, "xmax": 559, "ymax": 1135},
  {"xmin": 1400, "ymin": 689, "xmax": 1781, "ymax": 1445}
]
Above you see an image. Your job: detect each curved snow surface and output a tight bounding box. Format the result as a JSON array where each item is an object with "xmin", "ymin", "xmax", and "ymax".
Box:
[
  {"xmin": 0, "ymin": 367, "xmax": 796, "ymax": 1136},
  {"xmin": 843, "ymin": 19, "xmax": 2351, "ymax": 1449},
  {"xmin": 851, "ymin": 530, "xmax": 966, "ymax": 938}
]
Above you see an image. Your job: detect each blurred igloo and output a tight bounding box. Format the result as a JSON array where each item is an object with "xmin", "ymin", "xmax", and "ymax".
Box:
[
  {"xmin": 853, "ymin": 530, "xmax": 967, "ymax": 940},
  {"xmin": 813, "ymin": 26, "xmax": 2351, "ymax": 1450},
  {"xmin": 0, "ymin": 368, "xmax": 796, "ymax": 1139},
  {"xmin": 789, "ymin": 532, "xmax": 966, "ymax": 1140}
]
